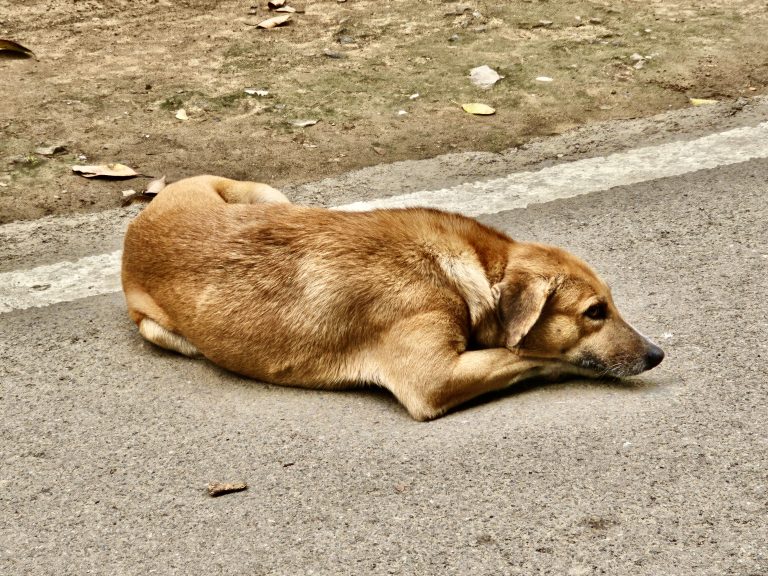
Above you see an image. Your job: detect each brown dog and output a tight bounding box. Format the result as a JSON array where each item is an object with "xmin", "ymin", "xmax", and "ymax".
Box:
[{"xmin": 122, "ymin": 175, "xmax": 664, "ymax": 420}]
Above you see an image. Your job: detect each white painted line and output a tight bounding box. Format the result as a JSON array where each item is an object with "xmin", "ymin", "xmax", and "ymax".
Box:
[
  {"xmin": 0, "ymin": 251, "xmax": 123, "ymax": 314},
  {"xmin": 337, "ymin": 121, "xmax": 768, "ymax": 214},
  {"xmin": 3, "ymin": 120, "xmax": 768, "ymax": 314}
]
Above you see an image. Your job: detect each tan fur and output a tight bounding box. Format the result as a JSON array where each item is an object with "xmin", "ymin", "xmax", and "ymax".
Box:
[{"xmin": 122, "ymin": 175, "xmax": 663, "ymax": 420}]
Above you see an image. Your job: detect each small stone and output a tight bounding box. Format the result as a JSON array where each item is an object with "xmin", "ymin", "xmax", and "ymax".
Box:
[
  {"xmin": 323, "ymin": 49, "xmax": 346, "ymax": 59},
  {"xmin": 589, "ymin": 17, "xmax": 602, "ymax": 24},
  {"xmin": 34, "ymin": 145, "xmax": 67, "ymax": 156},
  {"xmin": 290, "ymin": 119, "xmax": 318, "ymax": 127}
]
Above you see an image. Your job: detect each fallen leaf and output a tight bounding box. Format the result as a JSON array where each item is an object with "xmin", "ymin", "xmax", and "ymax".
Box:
[
  {"xmin": 689, "ymin": 98, "xmax": 718, "ymax": 106},
  {"xmin": 34, "ymin": 145, "xmax": 67, "ymax": 156},
  {"xmin": 256, "ymin": 14, "xmax": 292, "ymax": 28},
  {"xmin": 469, "ymin": 65, "xmax": 504, "ymax": 89},
  {"xmin": 462, "ymin": 102, "xmax": 496, "ymax": 115},
  {"xmin": 144, "ymin": 175, "xmax": 166, "ymax": 195},
  {"xmin": 207, "ymin": 482, "xmax": 248, "ymax": 497},
  {"xmin": 175, "ymin": 108, "xmax": 188, "ymax": 120},
  {"xmin": 72, "ymin": 163, "xmax": 139, "ymax": 179},
  {"xmin": 0, "ymin": 39, "xmax": 35, "ymax": 58},
  {"xmin": 290, "ymin": 119, "xmax": 318, "ymax": 127}
]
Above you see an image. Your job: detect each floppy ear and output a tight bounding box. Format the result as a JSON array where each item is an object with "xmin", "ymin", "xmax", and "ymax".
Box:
[{"xmin": 496, "ymin": 274, "xmax": 556, "ymax": 348}]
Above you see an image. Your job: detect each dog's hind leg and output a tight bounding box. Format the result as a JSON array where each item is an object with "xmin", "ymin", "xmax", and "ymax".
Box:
[
  {"xmin": 125, "ymin": 288, "xmax": 199, "ymax": 357},
  {"xmin": 138, "ymin": 317, "xmax": 199, "ymax": 357}
]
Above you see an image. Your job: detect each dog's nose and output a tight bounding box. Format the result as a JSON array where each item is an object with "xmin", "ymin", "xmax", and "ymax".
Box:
[{"xmin": 644, "ymin": 343, "xmax": 665, "ymax": 370}]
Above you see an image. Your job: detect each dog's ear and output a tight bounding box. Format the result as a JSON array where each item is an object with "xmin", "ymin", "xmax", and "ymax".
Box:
[{"xmin": 496, "ymin": 274, "xmax": 556, "ymax": 348}]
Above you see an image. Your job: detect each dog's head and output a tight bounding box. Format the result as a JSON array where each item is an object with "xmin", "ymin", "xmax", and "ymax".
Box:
[{"xmin": 491, "ymin": 242, "xmax": 664, "ymax": 378}]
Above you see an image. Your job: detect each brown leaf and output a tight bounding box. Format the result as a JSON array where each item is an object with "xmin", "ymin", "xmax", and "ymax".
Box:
[
  {"xmin": 72, "ymin": 163, "xmax": 139, "ymax": 179},
  {"xmin": 0, "ymin": 39, "xmax": 35, "ymax": 58},
  {"xmin": 144, "ymin": 175, "xmax": 166, "ymax": 195},
  {"xmin": 256, "ymin": 14, "xmax": 292, "ymax": 28},
  {"xmin": 207, "ymin": 482, "xmax": 248, "ymax": 497}
]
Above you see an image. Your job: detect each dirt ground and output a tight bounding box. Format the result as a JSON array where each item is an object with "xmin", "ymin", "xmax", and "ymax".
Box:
[{"xmin": 1, "ymin": 0, "xmax": 767, "ymax": 224}]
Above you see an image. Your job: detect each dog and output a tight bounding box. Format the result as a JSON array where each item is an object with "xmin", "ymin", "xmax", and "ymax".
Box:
[{"xmin": 122, "ymin": 175, "xmax": 664, "ymax": 420}]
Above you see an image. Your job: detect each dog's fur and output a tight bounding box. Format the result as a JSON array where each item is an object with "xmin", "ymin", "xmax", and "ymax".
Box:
[{"xmin": 122, "ymin": 175, "xmax": 663, "ymax": 420}]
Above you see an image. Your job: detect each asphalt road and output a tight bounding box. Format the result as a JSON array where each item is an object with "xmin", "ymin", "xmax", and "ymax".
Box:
[{"xmin": 1, "ymin": 106, "xmax": 767, "ymax": 575}]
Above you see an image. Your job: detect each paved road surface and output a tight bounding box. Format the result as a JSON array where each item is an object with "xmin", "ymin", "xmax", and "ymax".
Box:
[{"xmin": 1, "ymin": 103, "xmax": 767, "ymax": 575}]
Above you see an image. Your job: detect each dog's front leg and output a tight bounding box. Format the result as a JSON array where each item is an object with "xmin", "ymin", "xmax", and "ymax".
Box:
[{"xmin": 386, "ymin": 348, "xmax": 560, "ymax": 421}]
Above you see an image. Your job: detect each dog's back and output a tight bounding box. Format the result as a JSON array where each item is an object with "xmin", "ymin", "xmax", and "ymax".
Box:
[{"xmin": 122, "ymin": 176, "xmax": 512, "ymax": 386}]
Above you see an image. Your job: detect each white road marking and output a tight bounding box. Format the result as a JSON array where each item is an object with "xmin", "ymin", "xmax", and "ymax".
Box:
[
  {"xmin": 0, "ymin": 252, "xmax": 123, "ymax": 314},
  {"xmin": 338, "ymin": 121, "xmax": 768, "ymax": 214},
  {"xmin": 2, "ymin": 121, "xmax": 768, "ymax": 314}
]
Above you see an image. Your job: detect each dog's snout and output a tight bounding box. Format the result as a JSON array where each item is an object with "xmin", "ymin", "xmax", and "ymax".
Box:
[{"xmin": 644, "ymin": 343, "xmax": 665, "ymax": 370}]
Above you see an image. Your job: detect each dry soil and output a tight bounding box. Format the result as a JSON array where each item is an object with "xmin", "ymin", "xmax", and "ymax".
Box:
[{"xmin": 1, "ymin": 0, "xmax": 767, "ymax": 223}]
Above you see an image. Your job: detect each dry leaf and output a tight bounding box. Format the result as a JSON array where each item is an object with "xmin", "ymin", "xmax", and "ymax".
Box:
[
  {"xmin": 72, "ymin": 163, "xmax": 139, "ymax": 178},
  {"xmin": 462, "ymin": 103, "xmax": 496, "ymax": 115},
  {"xmin": 207, "ymin": 482, "xmax": 248, "ymax": 497},
  {"xmin": 257, "ymin": 14, "xmax": 292, "ymax": 28},
  {"xmin": 144, "ymin": 175, "xmax": 166, "ymax": 195},
  {"xmin": 290, "ymin": 119, "xmax": 318, "ymax": 127},
  {"xmin": 689, "ymin": 98, "xmax": 718, "ymax": 107},
  {"xmin": 175, "ymin": 108, "xmax": 188, "ymax": 120},
  {"xmin": 0, "ymin": 39, "xmax": 35, "ymax": 58}
]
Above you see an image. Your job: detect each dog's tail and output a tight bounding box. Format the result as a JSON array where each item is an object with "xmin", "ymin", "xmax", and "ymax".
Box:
[
  {"xmin": 209, "ymin": 176, "xmax": 291, "ymax": 205},
  {"xmin": 150, "ymin": 175, "xmax": 291, "ymax": 208}
]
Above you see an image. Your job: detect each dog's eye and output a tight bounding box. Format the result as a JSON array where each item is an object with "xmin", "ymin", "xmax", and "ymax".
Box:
[{"xmin": 584, "ymin": 302, "xmax": 607, "ymax": 320}]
